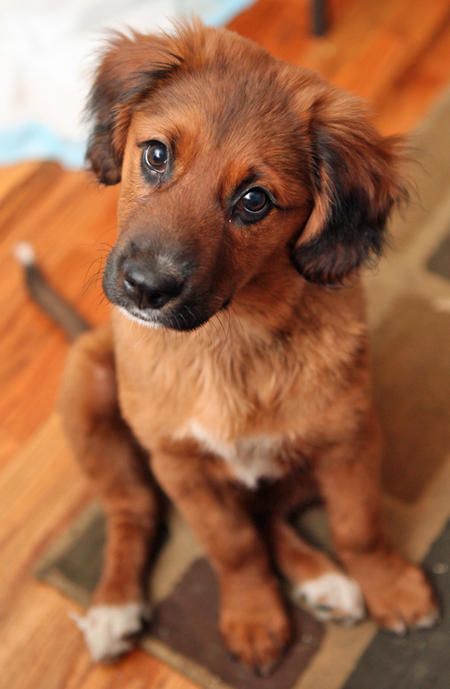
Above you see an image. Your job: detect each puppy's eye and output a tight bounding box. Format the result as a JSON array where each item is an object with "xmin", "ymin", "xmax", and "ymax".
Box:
[
  {"xmin": 142, "ymin": 141, "xmax": 168, "ymax": 173},
  {"xmin": 242, "ymin": 188, "xmax": 269, "ymax": 212},
  {"xmin": 235, "ymin": 187, "xmax": 272, "ymax": 223}
]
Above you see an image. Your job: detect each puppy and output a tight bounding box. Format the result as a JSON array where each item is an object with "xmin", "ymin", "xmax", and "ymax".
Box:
[{"xmin": 51, "ymin": 21, "xmax": 437, "ymax": 673}]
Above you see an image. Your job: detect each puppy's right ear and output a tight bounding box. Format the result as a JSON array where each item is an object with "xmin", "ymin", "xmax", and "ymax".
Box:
[
  {"xmin": 86, "ymin": 30, "xmax": 185, "ymax": 185},
  {"xmin": 292, "ymin": 85, "xmax": 408, "ymax": 285}
]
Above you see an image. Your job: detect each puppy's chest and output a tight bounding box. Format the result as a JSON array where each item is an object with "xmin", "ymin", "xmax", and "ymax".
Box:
[{"xmin": 182, "ymin": 421, "xmax": 296, "ymax": 488}]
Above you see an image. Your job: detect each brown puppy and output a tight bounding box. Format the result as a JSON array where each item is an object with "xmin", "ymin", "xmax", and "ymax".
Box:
[{"xmin": 59, "ymin": 21, "xmax": 438, "ymax": 673}]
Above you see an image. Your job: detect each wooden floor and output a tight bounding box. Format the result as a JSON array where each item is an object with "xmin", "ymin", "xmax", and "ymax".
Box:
[{"xmin": 0, "ymin": 1, "xmax": 449, "ymax": 688}]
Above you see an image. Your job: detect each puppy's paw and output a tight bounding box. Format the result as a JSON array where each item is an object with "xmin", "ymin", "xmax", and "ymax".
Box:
[
  {"xmin": 363, "ymin": 561, "xmax": 439, "ymax": 635},
  {"xmin": 220, "ymin": 587, "xmax": 291, "ymax": 675},
  {"xmin": 295, "ymin": 572, "xmax": 365, "ymax": 625},
  {"xmin": 71, "ymin": 602, "xmax": 150, "ymax": 661}
]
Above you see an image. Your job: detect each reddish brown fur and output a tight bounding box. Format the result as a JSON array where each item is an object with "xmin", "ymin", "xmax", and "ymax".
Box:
[{"xmin": 60, "ymin": 21, "xmax": 437, "ymax": 673}]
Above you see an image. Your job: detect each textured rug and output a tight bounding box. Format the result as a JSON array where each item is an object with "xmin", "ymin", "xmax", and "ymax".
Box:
[{"xmin": 35, "ymin": 88, "xmax": 450, "ymax": 689}]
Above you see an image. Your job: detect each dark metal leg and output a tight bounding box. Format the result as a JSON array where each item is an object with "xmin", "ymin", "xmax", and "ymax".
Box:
[{"xmin": 312, "ymin": 0, "xmax": 327, "ymax": 36}]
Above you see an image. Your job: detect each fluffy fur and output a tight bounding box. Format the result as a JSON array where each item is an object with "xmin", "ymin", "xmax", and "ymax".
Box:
[{"xmin": 59, "ymin": 22, "xmax": 437, "ymax": 674}]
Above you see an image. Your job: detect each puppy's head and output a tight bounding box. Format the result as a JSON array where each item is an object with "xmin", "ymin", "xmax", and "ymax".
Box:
[{"xmin": 87, "ymin": 22, "xmax": 407, "ymax": 331}]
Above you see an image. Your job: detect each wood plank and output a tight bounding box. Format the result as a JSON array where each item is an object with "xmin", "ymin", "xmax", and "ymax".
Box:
[
  {"xmin": 231, "ymin": 0, "xmax": 450, "ymax": 136},
  {"xmin": 376, "ymin": 20, "xmax": 450, "ymax": 135},
  {"xmin": 332, "ymin": 0, "xmax": 450, "ymax": 103},
  {"xmin": 0, "ymin": 161, "xmax": 42, "ymax": 200},
  {"xmin": 0, "ymin": 171, "xmax": 116, "ymax": 445}
]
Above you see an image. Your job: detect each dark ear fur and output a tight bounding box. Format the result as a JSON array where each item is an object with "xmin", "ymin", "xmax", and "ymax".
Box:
[
  {"xmin": 293, "ymin": 89, "xmax": 408, "ymax": 285},
  {"xmin": 85, "ymin": 23, "xmax": 204, "ymax": 184}
]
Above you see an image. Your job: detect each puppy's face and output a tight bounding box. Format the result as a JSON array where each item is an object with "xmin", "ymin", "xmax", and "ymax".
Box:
[
  {"xmin": 88, "ymin": 23, "xmax": 407, "ymax": 331},
  {"xmin": 106, "ymin": 64, "xmax": 312, "ymax": 330}
]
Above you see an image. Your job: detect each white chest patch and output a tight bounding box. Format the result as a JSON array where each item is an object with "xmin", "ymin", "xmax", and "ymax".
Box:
[{"xmin": 187, "ymin": 421, "xmax": 287, "ymax": 488}]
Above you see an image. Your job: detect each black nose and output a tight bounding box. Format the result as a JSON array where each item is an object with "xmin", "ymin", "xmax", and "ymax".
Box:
[{"xmin": 122, "ymin": 259, "xmax": 184, "ymax": 310}]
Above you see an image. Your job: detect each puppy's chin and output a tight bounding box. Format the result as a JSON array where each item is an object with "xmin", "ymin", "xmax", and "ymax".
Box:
[
  {"xmin": 116, "ymin": 306, "xmax": 163, "ymax": 329},
  {"xmin": 115, "ymin": 304, "xmax": 216, "ymax": 332}
]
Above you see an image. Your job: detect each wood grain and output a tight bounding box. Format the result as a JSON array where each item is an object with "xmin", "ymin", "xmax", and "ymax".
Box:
[{"xmin": 0, "ymin": 1, "xmax": 449, "ymax": 688}]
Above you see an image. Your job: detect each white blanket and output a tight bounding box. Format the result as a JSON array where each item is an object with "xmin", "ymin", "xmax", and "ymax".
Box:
[{"xmin": 0, "ymin": 0, "xmax": 252, "ymax": 165}]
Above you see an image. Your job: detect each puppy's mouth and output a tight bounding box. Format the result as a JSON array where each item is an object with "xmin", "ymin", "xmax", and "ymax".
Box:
[
  {"xmin": 116, "ymin": 305, "xmax": 164, "ymax": 329},
  {"xmin": 115, "ymin": 298, "xmax": 230, "ymax": 332}
]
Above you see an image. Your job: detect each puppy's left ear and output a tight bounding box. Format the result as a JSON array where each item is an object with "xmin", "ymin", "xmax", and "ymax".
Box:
[
  {"xmin": 85, "ymin": 30, "xmax": 185, "ymax": 185},
  {"xmin": 85, "ymin": 21, "xmax": 210, "ymax": 185},
  {"xmin": 293, "ymin": 88, "xmax": 408, "ymax": 285}
]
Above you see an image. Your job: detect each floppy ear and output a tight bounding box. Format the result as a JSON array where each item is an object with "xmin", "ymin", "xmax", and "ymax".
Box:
[
  {"xmin": 86, "ymin": 28, "xmax": 194, "ymax": 184},
  {"xmin": 293, "ymin": 88, "xmax": 408, "ymax": 285}
]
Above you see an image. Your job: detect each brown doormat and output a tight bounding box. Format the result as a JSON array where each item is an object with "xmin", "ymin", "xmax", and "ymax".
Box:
[{"xmin": 35, "ymin": 501, "xmax": 450, "ymax": 689}]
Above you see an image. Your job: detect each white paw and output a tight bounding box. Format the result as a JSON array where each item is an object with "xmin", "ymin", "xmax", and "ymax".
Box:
[
  {"xmin": 295, "ymin": 572, "xmax": 365, "ymax": 625},
  {"xmin": 71, "ymin": 603, "xmax": 150, "ymax": 661}
]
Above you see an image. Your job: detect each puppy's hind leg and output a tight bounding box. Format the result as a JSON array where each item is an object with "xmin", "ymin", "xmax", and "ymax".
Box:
[{"xmin": 59, "ymin": 324, "xmax": 159, "ymax": 661}]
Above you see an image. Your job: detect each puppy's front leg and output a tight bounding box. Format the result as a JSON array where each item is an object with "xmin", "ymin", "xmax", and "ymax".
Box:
[
  {"xmin": 314, "ymin": 412, "xmax": 439, "ymax": 633},
  {"xmin": 151, "ymin": 443, "xmax": 291, "ymax": 674}
]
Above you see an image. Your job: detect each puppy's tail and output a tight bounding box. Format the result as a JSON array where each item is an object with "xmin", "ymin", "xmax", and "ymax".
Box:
[{"xmin": 14, "ymin": 242, "xmax": 90, "ymax": 341}]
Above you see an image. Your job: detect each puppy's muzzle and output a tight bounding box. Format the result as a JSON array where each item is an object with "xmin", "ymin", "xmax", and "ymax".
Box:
[
  {"xmin": 122, "ymin": 257, "xmax": 185, "ymax": 310},
  {"xmin": 103, "ymin": 235, "xmax": 223, "ymax": 330},
  {"xmin": 103, "ymin": 235, "xmax": 200, "ymax": 324}
]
